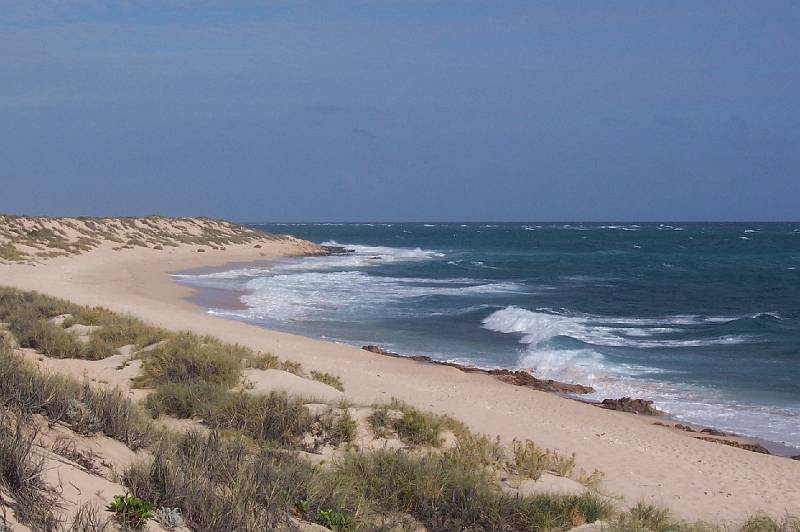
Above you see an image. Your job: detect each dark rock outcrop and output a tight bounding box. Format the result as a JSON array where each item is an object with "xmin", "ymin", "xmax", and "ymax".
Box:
[
  {"xmin": 488, "ymin": 369, "xmax": 594, "ymax": 394},
  {"xmin": 360, "ymin": 345, "xmax": 594, "ymax": 394},
  {"xmin": 700, "ymin": 427, "xmax": 735, "ymax": 437},
  {"xmin": 696, "ymin": 436, "xmax": 770, "ymax": 455},
  {"xmin": 600, "ymin": 397, "xmax": 663, "ymax": 416},
  {"xmin": 320, "ymin": 245, "xmax": 355, "ymax": 255}
]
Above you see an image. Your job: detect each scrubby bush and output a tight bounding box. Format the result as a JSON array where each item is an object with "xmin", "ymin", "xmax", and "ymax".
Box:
[
  {"xmin": 511, "ymin": 438, "xmax": 576, "ymax": 480},
  {"xmin": 137, "ymin": 332, "xmax": 245, "ymax": 387},
  {"xmin": 315, "ymin": 407, "xmax": 357, "ymax": 446},
  {"xmin": 145, "ymin": 380, "xmax": 229, "ymax": 419},
  {"xmin": 368, "ymin": 398, "xmax": 465, "ymax": 446},
  {"xmin": 208, "ymin": 391, "xmax": 313, "ymax": 447},
  {"xmin": 124, "ymin": 431, "xmax": 287, "ymax": 531},
  {"xmin": 106, "ymin": 494, "xmax": 154, "ymax": 529}
]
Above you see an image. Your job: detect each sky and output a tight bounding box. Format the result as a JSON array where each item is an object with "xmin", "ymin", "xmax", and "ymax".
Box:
[{"xmin": 1, "ymin": 1, "xmax": 798, "ymax": 222}]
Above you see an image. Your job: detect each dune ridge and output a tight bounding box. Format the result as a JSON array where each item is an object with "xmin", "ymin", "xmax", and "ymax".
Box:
[{"xmin": 0, "ymin": 215, "xmax": 317, "ymax": 263}]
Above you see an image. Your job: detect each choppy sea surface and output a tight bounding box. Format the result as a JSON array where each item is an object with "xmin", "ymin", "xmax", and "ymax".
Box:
[{"xmin": 174, "ymin": 223, "xmax": 800, "ymax": 449}]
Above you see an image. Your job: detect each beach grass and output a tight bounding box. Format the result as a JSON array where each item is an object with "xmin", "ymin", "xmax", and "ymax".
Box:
[
  {"xmin": 0, "ymin": 339, "xmax": 153, "ymax": 449},
  {"xmin": 0, "ymin": 410, "xmax": 60, "ymax": 530},
  {"xmin": 368, "ymin": 398, "xmax": 466, "ymax": 446},
  {"xmin": 511, "ymin": 438, "xmax": 577, "ymax": 480},
  {"xmin": 310, "ymin": 370, "xmax": 345, "ymax": 391},
  {"xmin": 136, "ymin": 332, "xmax": 246, "ymax": 388}
]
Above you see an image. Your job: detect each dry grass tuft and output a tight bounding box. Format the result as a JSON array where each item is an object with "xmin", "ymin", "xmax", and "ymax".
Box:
[
  {"xmin": 310, "ymin": 370, "xmax": 344, "ymax": 392},
  {"xmin": 510, "ymin": 438, "xmax": 576, "ymax": 480},
  {"xmin": 0, "ymin": 410, "xmax": 61, "ymax": 529},
  {"xmin": 368, "ymin": 398, "xmax": 465, "ymax": 446}
]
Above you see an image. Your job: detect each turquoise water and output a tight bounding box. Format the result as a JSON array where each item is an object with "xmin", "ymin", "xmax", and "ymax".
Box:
[{"xmin": 176, "ymin": 223, "xmax": 800, "ymax": 448}]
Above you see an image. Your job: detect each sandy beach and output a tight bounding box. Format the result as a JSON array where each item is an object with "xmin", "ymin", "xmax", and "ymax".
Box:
[{"xmin": 1, "ymin": 233, "xmax": 799, "ymax": 523}]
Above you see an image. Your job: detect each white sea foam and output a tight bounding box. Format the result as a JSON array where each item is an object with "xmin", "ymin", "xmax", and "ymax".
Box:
[
  {"xmin": 234, "ymin": 272, "xmax": 526, "ymax": 322},
  {"xmin": 173, "ymin": 267, "xmax": 270, "ymax": 281},
  {"xmin": 483, "ymin": 306, "xmax": 800, "ymax": 447},
  {"xmin": 320, "ymin": 241, "xmax": 444, "ymax": 260},
  {"xmin": 481, "ymin": 307, "xmax": 751, "ymax": 349}
]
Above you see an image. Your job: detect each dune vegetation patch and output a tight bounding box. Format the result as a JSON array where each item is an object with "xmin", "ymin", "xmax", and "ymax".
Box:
[
  {"xmin": 0, "ymin": 287, "xmax": 168, "ymax": 360},
  {"xmin": 367, "ymin": 398, "xmax": 466, "ymax": 446},
  {"xmin": 310, "ymin": 370, "xmax": 345, "ymax": 392},
  {"xmin": 0, "ymin": 214, "xmax": 296, "ymax": 263}
]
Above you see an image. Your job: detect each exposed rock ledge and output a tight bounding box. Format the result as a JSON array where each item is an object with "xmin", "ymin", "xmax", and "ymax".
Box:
[
  {"xmin": 599, "ymin": 397, "xmax": 664, "ymax": 416},
  {"xmin": 696, "ymin": 436, "xmax": 771, "ymax": 455},
  {"xmin": 361, "ymin": 345, "xmax": 595, "ymax": 394}
]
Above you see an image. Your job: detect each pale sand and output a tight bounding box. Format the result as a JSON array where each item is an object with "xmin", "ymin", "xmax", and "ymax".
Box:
[{"xmin": 2, "ymin": 241, "xmax": 799, "ymax": 522}]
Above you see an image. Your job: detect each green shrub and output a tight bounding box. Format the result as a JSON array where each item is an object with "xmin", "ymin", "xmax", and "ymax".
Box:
[
  {"xmin": 316, "ymin": 508, "xmax": 355, "ymax": 531},
  {"xmin": 106, "ymin": 494, "xmax": 154, "ymax": 529},
  {"xmin": 137, "ymin": 333, "xmax": 244, "ymax": 388},
  {"xmin": 145, "ymin": 381, "xmax": 229, "ymax": 419},
  {"xmin": 124, "ymin": 431, "xmax": 288, "ymax": 530},
  {"xmin": 88, "ymin": 313, "xmax": 168, "ymax": 348},
  {"xmin": 0, "ymin": 242, "xmax": 25, "ymax": 262},
  {"xmin": 280, "ymin": 359, "xmax": 304, "ymax": 375}
]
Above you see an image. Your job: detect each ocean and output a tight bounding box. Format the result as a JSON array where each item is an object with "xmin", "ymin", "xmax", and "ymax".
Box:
[{"xmin": 174, "ymin": 222, "xmax": 800, "ymax": 450}]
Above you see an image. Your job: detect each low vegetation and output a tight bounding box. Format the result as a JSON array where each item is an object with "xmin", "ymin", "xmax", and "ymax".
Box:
[
  {"xmin": 0, "ymin": 214, "xmax": 290, "ymax": 263},
  {"xmin": 0, "ymin": 287, "xmax": 168, "ymax": 360},
  {"xmin": 368, "ymin": 398, "xmax": 466, "ymax": 446},
  {"xmin": 511, "ymin": 438, "xmax": 577, "ymax": 480},
  {"xmin": 106, "ymin": 494, "xmax": 155, "ymax": 529},
  {"xmin": 0, "ymin": 343, "xmax": 153, "ymax": 449},
  {"xmin": 136, "ymin": 332, "xmax": 246, "ymax": 387},
  {"xmin": 311, "ymin": 370, "xmax": 345, "ymax": 391},
  {"xmin": 0, "ymin": 410, "xmax": 60, "ymax": 530},
  {"xmin": 608, "ymin": 503, "xmax": 800, "ymax": 532}
]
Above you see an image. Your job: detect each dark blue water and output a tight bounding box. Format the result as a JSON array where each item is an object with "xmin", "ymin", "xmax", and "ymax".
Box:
[{"xmin": 176, "ymin": 223, "xmax": 800, "ymax": 448}]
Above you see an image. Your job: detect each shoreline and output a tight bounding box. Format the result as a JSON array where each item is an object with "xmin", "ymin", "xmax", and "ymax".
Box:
[
  {"xmin": 176, "ymin": 261, "xmax": 800, "ymax": 458},
  {"xmin": 2, "ymin": 241, "xmax": 799, "ymax": 520}
]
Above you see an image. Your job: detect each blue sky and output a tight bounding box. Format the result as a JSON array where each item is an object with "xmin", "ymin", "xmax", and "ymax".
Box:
[{"xmin": 1, "ymin": 1, "xmax": 798, "ymax": 221}]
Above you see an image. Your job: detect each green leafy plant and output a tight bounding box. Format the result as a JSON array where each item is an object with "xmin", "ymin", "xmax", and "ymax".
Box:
[
  {"xmin": 106, "ymin": 494, "xmax": 154, "ymax": 529},
  {"xmin": 316, "ymin": 508, "xmax": 355, "ymax": 531}
]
